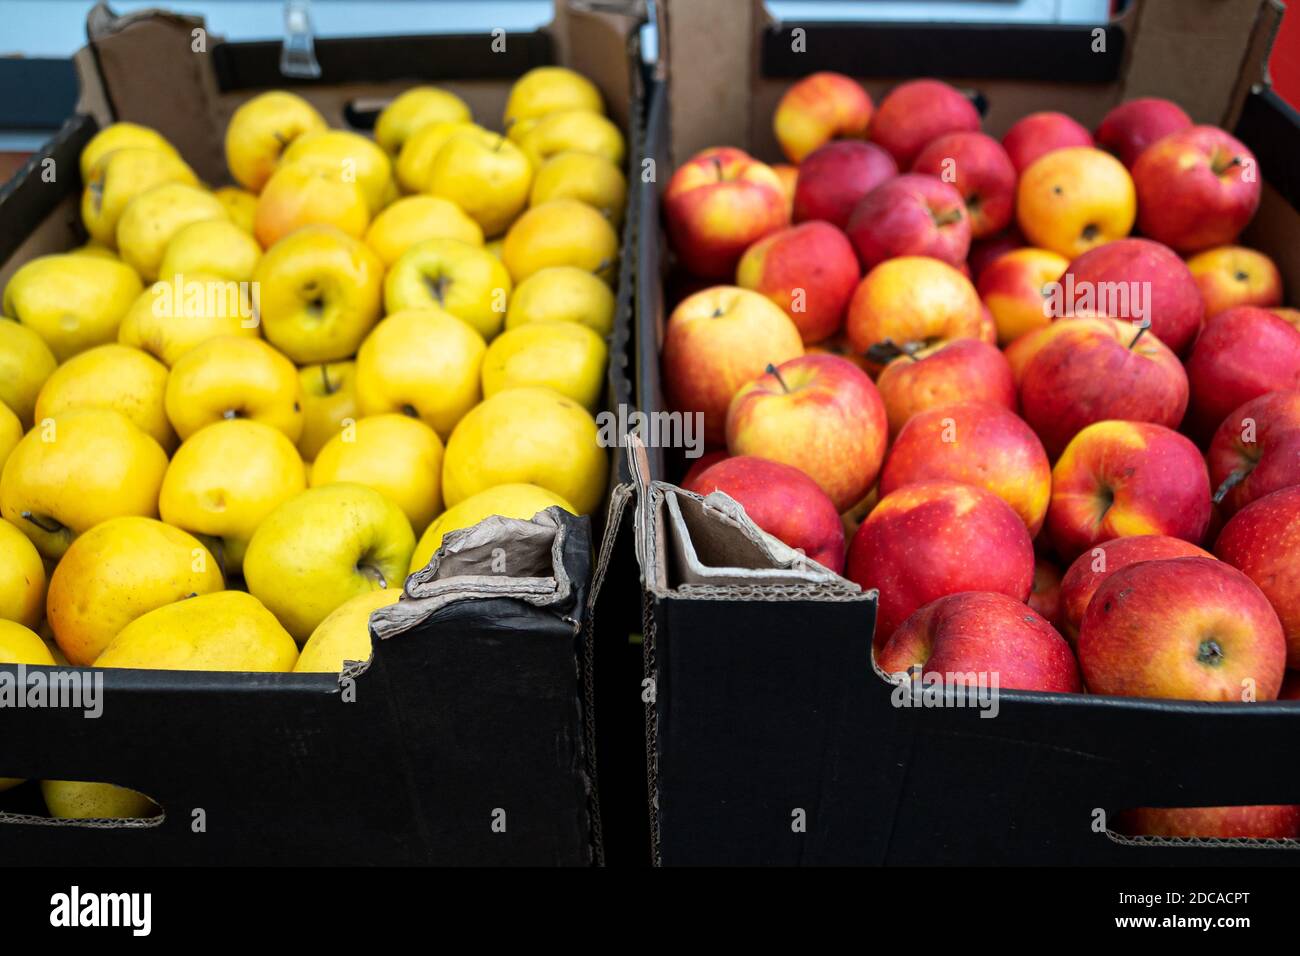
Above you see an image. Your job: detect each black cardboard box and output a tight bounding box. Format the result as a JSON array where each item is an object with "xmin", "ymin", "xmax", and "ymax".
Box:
[
  {"xmin": 0, "ymin": 0, "xmax": 645, "ymax": 866},
  {"xmin": 631, "ymin": 0, "xmax": 1300, "ymax": 865}
]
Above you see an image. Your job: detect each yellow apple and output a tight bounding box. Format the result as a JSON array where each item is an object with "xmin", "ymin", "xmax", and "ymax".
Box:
[
  {"xmin": 41, "ymin": 781, "xmax": 159, "ymax": 821},
  {"xmin": 95, "ymin": 590, "xmax": 297, "ymax": 671},
  {"xmin": 482, "ymin": 322, "xmax": 607, "ymax": 411},
  {"xmin": 224, "ymin": 90, "xmax": 327, "ymax": 193},
  {"xmin": 383, "ymin": 237, "xmax": 512, "ymax": 340},
  {"xmin": 374, "ymin": 85, "xmax": 472, "ymax": 156},
  {"xmin": 116, "ymin": 182, "xmax": 229, "ymax": 281},
  {"xmin": 409, "ymin": 483, "xmax": 577, "ymax": 573},
  {"xmin": 0, "ymin": 618, "xmax": 54, "ymax": 791},
  {"xmin": 34, "ymin": 343, "xmax": 174, "ymax": 450},
  {"xmin": 244, "ymin": 483, "xmax": 415, "ymax": 643},
  {"xmin": 158, "ymin": 218, "xmax": 262, "ymax": 282},
  {"xmin": 530, "ymin": 151, "xmax": 627, "ymax": 225},
  {"xmin": 294, "ymin": 588, "xmax": 401, "ymax": 673},
  {"xmin": 504, "ymin": 66, "xmax": 603, "ymax": 127},
  {"xmin": 394, "ymin": 120, "xmax": 479, "ymax": 193},
  {"xmin": 164, "ymin": 336, "xmax": 304, "ymax": 442},
  {"xmin": 501, "ymin": 199, "xmax": 618, "ymax": 285},
  {"xmin": 159, "ymin": 418, "xmax": 306, "ymax": 575},
  {"xmin": 46, "ymin": 516, "xmax": 223, "ymax": 666},
  {"xmin": 66, "ymin": 241, "xmax": 120, "ymax": 260},
  {"xmin": 297, "ymin": 361, "xmax": 357, "ymax": 461},
  {"xmin": 504, "ymin": 266, "xmax": 616, "ymax": 336},
  {"xmin": 3, "ymin": 254, "xmax": 143, "ymax": 362},
  {"xmin": 311, "ymin": 413, "xmax": 443, "ymax": 533},
  {"xmin": 118, "ymin": 272, "xmax": 260, "ymax": 366},
  {"xmin": 254, "ymin": 161, "xmax": 370, "ymax": 249},
  {"xmin": 364, "ymin": 195, "xmax": 483, "ymax": 267},
  {"xmin": 79, "ymin": 121, "xmax": 179, "ymax": 182},
  {"xmin": 253, "ymin": 224, "xmax": 384, "ymax": 364},
  {"xmin": 515, "ymin": 110, "xmax": 625, "ymax": 171},
  {"xmin": 281, "ymin": 129, "xmax": 395, "ymax": 214},
  {"xmin": 0, "ymin": 408, "xmax": 168, "ymax": 560},
  {"xmin": 0, "ymin": 404, "xmax": 18, "ymax": 475},
  {"xmin": 354, "ymin": 309, "xmax": 486, "ymax": 439},
  {"xmin": 0, "ymin": 518, "xmax": 45, "ymax": 630},
  {"xmin": 427, "ymin": 128, "xmax": 533, "ymax": 237},
  {"xmin": 443, "ymin": 386, "xmax": 607, "ymax": 514},
  {"xmin": 214, "ymin": 185, "xmax": 259, "ymax": 233},
  {"xmin": 0, "ymin": 318, "xmax": 57, "ymax": 426},
  {"xmin": 81, "ymin": 147, "xmax": 199, "ymax": 247}
]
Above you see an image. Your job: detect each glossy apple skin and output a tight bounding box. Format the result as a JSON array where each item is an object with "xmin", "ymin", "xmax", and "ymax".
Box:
[
  {"xmin": 880, "ymin": 400, "xmax": 1051, "ymax": 535},
  {"xmin": 792, "ymin": 141, "xmax": 898, "ymax": 230},
  {"xmin": 1132, "ymin": 126, "xmax": 1261, "ymax": 254},
  {"xmin": 1047, "ymin": 421, "xmax": 1211, "ymax": 563},
  {"xmin": 977, "ymin": 247, "xmax": 1069, "ymax": 346},
  {"xmin": 1061, "ymin": 238, "xmax": 1204, "ymax": 355},
  {"xmin": 878, "ymin": 591, "xmax": 1081, "ymax": 693},
  {"xmin": 735, "ymin": 221, "xmax": 860, "ymax": 344},
  {"xmin": 680, "ymin": 449, "xmax": 727, "ymax": 489},
  {"xmin": 1188, "ymin": 245, "xmax": 1284, "ymax": 318},
  {"xmin": 1185, "ymin": 306, "xmax": 1300, "ymax": 441},
  {"xmin": 1029, "ymin": 558, "xmax": 1064, "ymax": 628},
  {"xmin": 1018, "ymin": 317, "xmax": 1189, "ymax": 459},
  {"xmin": 1215, "ymin": 485, "xmax": 1300, "ymax": 669},
  {"xmin": 1117, "ymin": 805, "xmax": 1300, "ymax": 840},
  {"xmin": 844, "ymin": 174, "xmax": 971, "ymax": 271},
  {"xmin": 846, "ymin": 479, "xmax": 1035, "ymax": 645},
  {"xmin": 1078, "ymin": 556, "xmax": 1285, "ymax": 701},
  {"xmin": 911, "ymin": 131, "xmax": 1017, "ymax": 239},
  {"xmin": 1001, "ymin": 111, "xmax": 1094, "ymax": 173},
  {"xmin": 1058, "ymin": 534, "xmax": 1213, "ymax": 644},
  {"xmin": 869, "ymin": 79, "xmax": 981, "ymax": 169},
  {"xmin": 1094, "ymin": 97, "xmax": 1192, "ymax": 167},
  {"xmin": 1015, "ymin": 146, "xmax": 1136, "ymax": 260},
  {"xmin": 662, "ymin": 285, "xmax": 804, "ymax": 447},
  {"xmin": 1208, "ymin": 391, "xmax": 1300, "ymax": 517},
  {"xmin": 773, "ymin": 72, "xmax": 873, "ymax": 164},
  {"xmin": 725, "ymin": 354, "xmax": 887, "ymax": 513},
  {"xmin": 876, "ymin": 338, "xmax": 1016, "ymax": 438},
  {"xmin": 683, "ymin": 455, "xmax": 846, "ymax": 573},
  {"xmin": 663, "ymin": 146, "xmax": 790, "ymax": 279}
]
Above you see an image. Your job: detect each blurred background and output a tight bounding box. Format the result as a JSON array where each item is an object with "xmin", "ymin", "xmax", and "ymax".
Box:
[{"xmin": 1, "ymin": 0, "xmax": 1297, "ymax": 178}]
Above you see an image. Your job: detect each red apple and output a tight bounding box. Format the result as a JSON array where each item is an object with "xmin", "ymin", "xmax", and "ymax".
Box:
[
  {"xmin": 1029, "ymin": 558, "xmax": 1064, "ymax": 628},
  {"xmin": 1132, "ymin": 126, "xmax": 1261, "ymax": 254},
  {"xmin": 1117, "ymin": 805, "xmax": 1300, "ymax": 840},
  {"xmin": 1208, "ymin": 391, "xmax": 1300, "ymax": 517},
  {"xmin": 869, "ymin": 79, "xmax": 981, "ymax": 169},
  {"xmin": 1078, "ymin": 556, "xmax": 1286, "ymax": 700},
  {"xmin": 680, "ymin": 449, "xmax": 727, "ymax": 488},
  {"xmin": 846, "ymin": 479, "xmax": 1035, "ymax": 645},
  {"xmin": 844, "ymin": 173, "xmax": 971, "ymax": 271},
  {"xmin": 879, "ymin": 400, "xmax": 1051, "ymax": 535},
  {"xmin": 773, "ymin": 72, "xmax": 872, "ymax": 164},
  {"xmin": 735, "ymin": 221, "xmax": 860, "ymax": 344},
  {"xmin": 1185, "ymin": 306, "xmax": 1300, "ymax": 440},
  {"xmin": 662, "ymin": 285, "xmax": 804, "ymax": 447},
  {"xmin": 1187, "ymin": 244, "xmax": 1284, "ymax": 318},
  {"xmin": 1018, "ymin": 316, "xmax": 1189, "ymax": 459},
  {"xmin": 725, "ymin": 353, "xmax": 887, "ymax": 513},
  {"xmin": 1047, "ymin": 421, "xmax": 1211, "ymax": 562},
  {"xmin": 911, "ymin": 131, "xmax": 1016, "ymax": 239},
  {"xmin": 663, "ymin": 146, "xmax": 790, "ymax": 278},
  {"xmin": 876, "ymin": 338, "xmax": 1016, "ymax": 437},
  {"xmin": 1060, "ymin": 237, "xmax": 1205, "ymax": 355},
  {"xmin": 878, "ymin": 591, "xmax": 1081, "ymax": 693},
  {"xmin": 1094, "ymin": 97, "xmax": 1192, "ymax": 168},
  {"xmin": 1059, "ymin": 534, "xmax": 1214, "ymax": 644},
  {"xmin": 792, "ymin": 140, "xmax": 898, "ymax": 230},
  {"xmin": 683, "ymin": 455, "xmax": 846, "ymax": 573},
  {"xmin": 1215, "ymin": 484, "xmax": 1300, "ymax": 669},
  {"xmin": 1001, "ymin": 111, "xmax": 1094, "ymax": 174}
]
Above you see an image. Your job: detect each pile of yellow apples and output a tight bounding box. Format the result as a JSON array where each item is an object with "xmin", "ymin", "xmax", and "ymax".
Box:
[{"xmin": 0, "ymin": 66, "xmax": 622, "ymax": 818}]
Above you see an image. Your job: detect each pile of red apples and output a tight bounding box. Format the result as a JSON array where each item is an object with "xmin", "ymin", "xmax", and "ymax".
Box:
[{"xmin": 661, "ymin": 74, "xmax": 1300, "ymax": 840}]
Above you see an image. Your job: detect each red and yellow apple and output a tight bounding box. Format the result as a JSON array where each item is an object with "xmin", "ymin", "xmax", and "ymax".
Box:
[
  {"xmin": 1187, "ymin": 245, "xmax": 1284, "ymax": 318},
  {"xmin": 1001, "ymin": 111, "xmax": 1093, "ymax": 173},
  {"xmin": 736, "ymin": 221, "xmax": 860, "ymax": 344},
  {"xmin": 1016, "ymin": 146, "xmax": 1136, "ymax": 259},
  {"xmin": 976, "ymin": 247, "xmax": 1069, "ymax": 345},
  {"xmin": 844, "ymin": 173, "xmax": 971, "ymax": 271},
  {"xmin": 876, "ymin": 338, "xmax": 1016, "ymax": 437},
  {"xmin": 1185, "ymin": 306, "xmax": 1300, "ymax": 439},
  {"xmin": 773, "ymin": 72, "xmax": 873, "ymax": 163},
  {"xmin": 911, "ymin": 131, "xmax": 1017, "ymax": 238},
  {"xmin": 1208, "ymin": 391, "xmax": 1300, "ymax": 517},
  {"xmin": 792, "ymin": 140, "xmax": 897, "ymax": 229}
]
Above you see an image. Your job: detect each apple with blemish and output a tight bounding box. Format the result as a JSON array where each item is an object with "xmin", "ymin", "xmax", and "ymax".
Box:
[
  {"xmin": 844, "ymin": 174, "xmax": 971, "ymax": 271},
  {"xmin": 876, "ymin": 338, "xmax": 1016, "ymax": 438},
  {"xmin": 773, "ymin": 72, "xmax": 873, "ymax": 163},
  {"xmin": 792, "ymin": 141, "xmax": 897, "ymax": 230},
  {"xmin": 725, "ymin": 354, "xmax": 887, "ymax": 513},
  {"xmin": 976, "ymin": 247, "xmax": 1068, "ymax": 345},
  {"xmin": 846, "ymin": 480, "xmax": 1035, "ymax": 646},
  {"xmin": 911, "ymin": 131, "xmax": 1017, "ymax": 239},
  {"xmin": 1208, "ymin": 391, "xmax": 1300, "ymax": 517},
  {"xmin": 683, "ymin": 455, "xmax": 845, "ymax": 573},
  {"xmin": 869, "ymin": 79, "xmax": 981, "ymax": 169},
  {"xmin": 1078, "ymin": 556, "xmax": 1285, "ymax": 701},
  {"xmin": 1185, "ymin": 306, "xmax": 1300, "ymax": 440},
  {"xmin": 1187, "ymin": 245, "xmax": 1284, "ymax": 318},
  {"xmin": 1047, "ymin": 421, "xmax": 1211, "ymax": 562},
  {"xmin": 736, "ymin": 221, "xmax": 860, "ymax": 344},
  {"xmin": 1001, "ymin": 111, "xmax": 1094, "ymax": 173},
  {"xmin": 879, "ymin": 400, "xmax": 1051, "ymax": 535}
]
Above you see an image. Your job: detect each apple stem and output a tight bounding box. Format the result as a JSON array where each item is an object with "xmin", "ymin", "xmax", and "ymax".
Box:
[
  {"xmin": 932, "ymin": 209, "xmax": 964, "ymax": 227},
  {"xmin": 20, "ymin": 511, "xmax": 65, "ymax": 535},
  {"xmin": 1212, "ymin": 469, "xmax": 1248, "ymax": 505},
  {"xmin": 1213, "ymin": 155, "xmax": 1243, "ymax": 176},
  {"xmin": 1127, "ymin": 325, "xmax": 1148, "ymax": 349},
  {"xmin": 765, "ymin": 363, "xmax": 791, "ymax": 393},
  {"xmin": 321, "ymin": 365, "xmax": 336, "ymax": 395}
]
